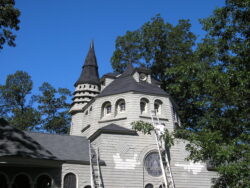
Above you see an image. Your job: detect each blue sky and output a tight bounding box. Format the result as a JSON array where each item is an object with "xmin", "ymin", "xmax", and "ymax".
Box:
[{"xmin": 1, "ymin": 0, "xmax": 224, "ymax": 94}]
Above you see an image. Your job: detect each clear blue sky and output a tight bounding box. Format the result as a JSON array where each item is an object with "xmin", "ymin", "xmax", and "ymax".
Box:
[{"xmin": 1, "ymin": 0, "xmax": 225, "ymax": 94}]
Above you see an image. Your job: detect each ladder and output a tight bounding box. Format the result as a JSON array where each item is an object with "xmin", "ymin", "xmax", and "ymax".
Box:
[
  {"xmin": 150, "ymin": 110, "xmax": 175, "ymax": 188},
  {"xmin": 89, "ymin": 141, "xmax": 104, "ymax": 188}
]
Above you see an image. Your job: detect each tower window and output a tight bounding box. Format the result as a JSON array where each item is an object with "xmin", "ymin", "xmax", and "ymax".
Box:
[
  {"xmin": 154, "ymin": 99, "xmax": 162, "ymax": 115},
  {"xmin": 106, "ymin": 105, "xmax": 111, "ymax": 114},
  {"xmin": 102, "ymin": 101, "xmax": 112, "ymax": 117},
  {"xmin": 115, "ymin": 99, "xmax": 126, "ymax": 115},
  {"xmin": 120, "ymin": 102, "xmax": 125, "ymax": 112},
  {"xmin": 140, "ymin": 98, "xmax": 149, "ymax": 114}
]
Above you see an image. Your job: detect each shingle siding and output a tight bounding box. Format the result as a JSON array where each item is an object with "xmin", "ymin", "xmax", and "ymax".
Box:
[
  {"xmin": 70, "ymin": 89, "xmax": 217, "ymax": 187},
  {"xmin": 62, "ymin": 163, "xmax": 91, "ymax": 188}
]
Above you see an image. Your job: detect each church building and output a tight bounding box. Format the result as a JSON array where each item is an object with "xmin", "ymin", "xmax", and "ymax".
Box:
[{"xmin": 0, "ymin": 42, "xmax": 217, "ymax": 188}]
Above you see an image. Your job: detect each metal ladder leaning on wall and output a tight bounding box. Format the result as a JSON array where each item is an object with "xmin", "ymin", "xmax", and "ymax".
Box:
[
  {"xmin": 89, "ymin": 141, "xmax": 104, "ymax": 188},
  {"xmin": 150, "ymin": 110, "xmax": 175, "ymax": 188}
]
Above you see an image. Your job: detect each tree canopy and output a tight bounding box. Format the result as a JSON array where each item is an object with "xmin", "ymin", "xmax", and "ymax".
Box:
[
  {"xmin": 0, "ymin": 71, "xmax": 71, "ymax": 134},
  {"xmin": 0, "ymin": 0, "xmax": 20, "ymax": 50},
  {"xmin": 111, "ymin": 15, "xmax": 196, "ymax": 89},
  {"xmin": 113, "ymin": 1, "xmax": 249, "ymax": 187}
]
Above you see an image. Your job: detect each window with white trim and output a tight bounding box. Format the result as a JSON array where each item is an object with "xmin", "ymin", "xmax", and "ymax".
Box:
[
  {"xmin": 102, "ymin": 101, "xmax": 112, "ymax": 117},
  {"xmin": 116, "ymin": 99, "xmax": 126, "ymax": 115}
]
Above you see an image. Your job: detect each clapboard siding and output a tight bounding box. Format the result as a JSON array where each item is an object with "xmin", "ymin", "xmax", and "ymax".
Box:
[
  {"xmin": 70, "ymin": 91, "xmax": 217, "ymax": 188},
  {"xmin": 62, "ymin": 163, "xmax": 91, "ymax": 188}
]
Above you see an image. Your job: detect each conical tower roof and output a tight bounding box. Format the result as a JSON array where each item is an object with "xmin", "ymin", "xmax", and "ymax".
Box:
[{"xmin": 74, "ymin": 41, "xmax": 100, "ymax": 86}]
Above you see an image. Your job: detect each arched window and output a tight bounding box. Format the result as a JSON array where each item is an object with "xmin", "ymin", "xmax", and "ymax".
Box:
[
  {"xmin": 0, "ymin": 173, "xmax": 8, "ymax": 188},
  {"xmin": 159, "ymin": 184, "xmax": 165, "ymax": 188},
  {"xmin": 115, "ymin": 99, "xmax": 126, "ymax": 115},
  {"xmin": 84, "ymin": 186, "xmax": 91, "ymax": 188},
  {"xmin": 140, "ymin": 98, "xmax": 149, "ymax": 114},
  {"xmin": 63, "ymin": 173, "xmax": 76, "ymax": 188},
  {"xmin": 12, "ymin": 174, "xmax": 31, "ymax": 188},
  {"xmin": 145, "ymin": 183, "xmax": 154, "ymax": 188},
  {"xmin": 154, "ymin": 99, "xmax": 162, "ymax": 114},
  {"xmin": 102, "ymin": 101, "xmax": 112, "ymax": 117},
  {"xmin": 36, "ymin": 175, "xmax": 52, "ymax": 188}
]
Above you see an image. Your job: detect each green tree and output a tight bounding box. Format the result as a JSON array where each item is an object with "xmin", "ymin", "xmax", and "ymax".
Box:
[
  {"xmin": 111, "ymin": 15, "xmax": 196, "ymax": 88},
  {"xmin": 180, "ymin": 0, "xmax": 250, "ymax": 187},
  {"xmin": 35, "ymin": 82, "xmax": 71, "ymax": 134},
  {"xmin": 0, "ymin": 0, "xmax": 20, "ymax": 50},
  {"xmin": 0, "ymin": 71, "xmax": 40, "ymax": 130},
  {"xmin": 131, "ymin": 1, "xmax": 250, "ymax": 187}
]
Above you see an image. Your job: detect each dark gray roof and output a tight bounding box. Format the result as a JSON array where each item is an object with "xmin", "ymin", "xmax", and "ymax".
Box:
[
  {"xmin": 119, "ymin": 62, "xmax": 134, "ymax": 78},
  {"xmin": 98, "ymin": 64, "xmax": 167, "ymax": 97},
  {"xmin": 89, "ymin": 123, "xmax": 137, "ymax": 141},
  {"xmin": 26, "ymin": 132, "xmax": 89, "ymax": 163},
  {"xmin": 75, "ymin": 41, "xmax": 100, "ymax": 86},
  {"xmin": 98, "ymin": 75, "xmax": 168, "ymax": 97},
  {"xmin": 101, "ymin": 72, "xmax": 119, "ymax": 79},
  {"xmin": 0, "ymin": 119, "xmax": 90, "ymax": 163}
]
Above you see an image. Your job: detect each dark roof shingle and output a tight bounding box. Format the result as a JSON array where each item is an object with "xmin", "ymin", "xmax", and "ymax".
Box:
[
  {"xmin": 98, "ymin": 64, "xmax": 167, "ymax": 97},
  {"xmin": 0, "ymin": 119, "xmax": 90, "ymax": 163}
]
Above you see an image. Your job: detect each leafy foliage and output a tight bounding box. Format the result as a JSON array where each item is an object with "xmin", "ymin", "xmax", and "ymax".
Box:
[
  {"xmin": 114, "ymin": 1, "xmax": 250, "ymax": 187},
  {"xmin": 34, "ymin": 82, "xmax": 71, "ymax": 134},
  {"xmin": 0, "ymin": 0, "xmax": 20, "ymax": 50},
  {"xmin": 0, "ymin": 71, "xmax": 40, "ymax": 130},
  {"xmin": 0, "ymin": 71, "xmax": 71, "ymax": 134},
  {"xmin": 111, "ymin": 15, "xmax": 196, "ymax": 89},
  {"xmin": 177, "ymin": 1, "xmax": 250, "ymax": 187},
  {"xmin": 132, "ymin": 120, "xmax": 174, "ymax": 149}
]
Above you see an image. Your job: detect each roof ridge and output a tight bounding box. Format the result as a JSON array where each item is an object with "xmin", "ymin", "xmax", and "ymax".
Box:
[{"xmin": 25, "ymin": 131, "xmax": 87, "ymax": 139}]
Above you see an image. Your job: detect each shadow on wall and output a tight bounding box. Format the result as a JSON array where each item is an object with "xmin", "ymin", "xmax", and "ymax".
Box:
[{"xmin": 0, "ymin": 118, "xmax": 57, "ymax": 160}]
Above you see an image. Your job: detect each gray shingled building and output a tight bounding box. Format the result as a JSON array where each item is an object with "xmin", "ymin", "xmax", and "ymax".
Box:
[{"xmin": 0, "ymin": 43, "xmax": 217, "ymax": 188}]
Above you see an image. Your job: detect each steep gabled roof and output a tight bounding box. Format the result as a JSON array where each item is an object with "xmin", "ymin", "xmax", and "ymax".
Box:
[{"xmin": 75, "ymin": 41, "xmax": 100, "ymax": 86}]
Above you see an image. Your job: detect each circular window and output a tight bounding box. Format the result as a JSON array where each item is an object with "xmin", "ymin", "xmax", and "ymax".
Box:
[
  {"xmin": 144, "ymin": 152, "xmax": 162, "ymax": 177},
  {"xmin": 139, "ymin": 73, "xmax": 147, "ymax": 81}
]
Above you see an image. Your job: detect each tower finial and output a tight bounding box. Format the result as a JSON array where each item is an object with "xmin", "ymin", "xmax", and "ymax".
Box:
[{"xmin": 90, "ymin": 40, "xmax": 94, "ymax": 49}]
